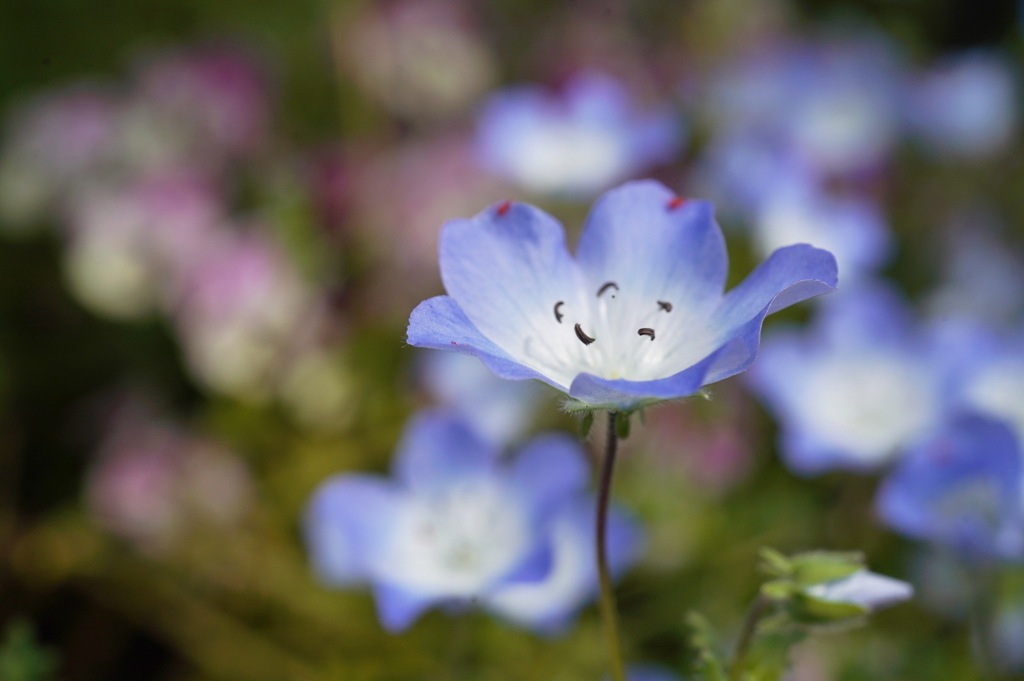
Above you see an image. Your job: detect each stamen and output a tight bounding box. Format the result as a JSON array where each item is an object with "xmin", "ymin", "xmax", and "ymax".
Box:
[
  {"xmin": 553, "ymin": 301, "xmax": 565, "ymax": 323},
  {"xmin": 657, "ymin": 300, "xmax": 673, "ymax": 312},
  {"xmin": 597, "ymin": 281, "xmax": 619, "ymax": 298},
  {"xmin": 574, "ymin": 323, "xmax": 596, "ymax": 345},
  {"xmin": 496, "ymin": 200, "xmax": 512, "ymax": 216},
  {"xmin": 638, "ymin": 328, "xmax": 656, "ymax": 340}
]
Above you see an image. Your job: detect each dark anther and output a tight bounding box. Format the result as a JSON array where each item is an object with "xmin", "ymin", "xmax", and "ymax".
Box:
[
  {"xmin": 597, "ymin": 281, "xmax": 619, "ymax": 297},
  {"xmin": 553, "ymin": 301, "xmax": 565, "ymax": 323},
  {"xmin": 638, "ymin": 328, "xmax": 656, "ymax": 340},
  {"xmin": 574, "ymin": 323, "xmax": 596, "ymax": 345},
  {"xmin": 657, "ymin": 300, "xmax": 673, "ymax": 312}
]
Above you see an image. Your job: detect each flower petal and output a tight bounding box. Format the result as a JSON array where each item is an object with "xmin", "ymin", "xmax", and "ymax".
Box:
[
  {"xmin": 304, "ymin": 475, "xmax": 403, "ymax": 586},
  {"xmin": 575, "ymin": 180, "xmax": 727, "ymax": 312},
  {"xmin": 704, "ymin": 244, "xmax": 837, "ymax": 384},
  {"xmin": 373, "ymin": 583, "xmax": 437, "ymax": 632},
  {"xmin": 439, "ymin": 203, "xmax": 586, "ymax": 388},
  {"xmin": 506, "ymin": 434, "xmax": 590, "ymax": 515},
  {"xmin": 568, "ymin": 352, "xmax": 720, "ymax": 408},
  {"xmin": 393, "ymin": 410, "xmax": 500, "ymax": 492},
  {"xmin": 408, "ymin": 295, "xmax": 563, "ymax": 389}
]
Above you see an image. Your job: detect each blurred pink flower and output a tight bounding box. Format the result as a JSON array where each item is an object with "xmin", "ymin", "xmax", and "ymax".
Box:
[
  {"xmin": 136, "ymin": 46, "xmax": 271, "ymax": 158},
  {"xmin": 87, "ymin": 403, "xmax": 252, "ymax": 554}
]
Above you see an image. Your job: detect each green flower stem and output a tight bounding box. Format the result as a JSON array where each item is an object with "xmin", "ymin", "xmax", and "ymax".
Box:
[
  {"xmin": 729, "ymin": 593, "xmax": 771, "ymax": 681},
  {"xmin": 597, "ymin": 411, "xmax": 626, "ymax": 681}
]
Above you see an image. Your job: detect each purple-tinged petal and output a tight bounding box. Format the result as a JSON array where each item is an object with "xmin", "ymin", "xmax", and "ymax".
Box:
[
  {"xmin": 507, "ymin": 434, "xmax": 590, "ymax": 515},
  {"xmin": 877, "ymin": 413, "xmax": 1023, "ymax": 561},
  {"xmin": 407, "ymin": 296, "xmax": 562, "ymax": 390},
  {"xmin": 575, "ymin": 181, "xmax": 726, "ymax": 313},
  {"xmin": 568, "ymin": 352, "xmax": 720, "ymax": 408},
  {"xmin": 304, "ymin": 475, "xmax": 403, "ymax": 586},
  {"xmin": 439, "ymin": 202, "xmax": 585, "ymax": 389},
  {"xmin": 373, "ymin": 583, "xmax": 438, "ymax": 632},
  {"xmin": 393, "ymin": 410, "xmax": 500, "ymax": 491},
  {"xmin": 704, "ymin": 244, "xmax": 837, "ymax": 384},
  {"xmin": 483, "ymin": 495, "xmax": 642, "ymax": 633}
]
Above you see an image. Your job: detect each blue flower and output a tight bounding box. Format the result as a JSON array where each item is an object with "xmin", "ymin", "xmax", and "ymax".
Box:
[
  {"xmin": 407, "ymin": 180, "xmax": 837, "ymax": 411},
  {"xmin": 906, "ymin": 49, "xmax": 1019, "ymax": 159},
  {"xmin": 475, "ymin": 73, "xmax": 683, "ymax": 198},
  {"xmin": 304, "ymin": 410, "xmax": 640, "ymax": 632},
  {"xmin": 877, "ymin": 413, "xmax": 1024, "ymax": 562},
  {"xmin": 748, "ymin": 281, "xmax": 942, "ymax": 474}
]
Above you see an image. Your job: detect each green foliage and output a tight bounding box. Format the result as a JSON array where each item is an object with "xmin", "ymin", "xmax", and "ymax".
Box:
[{"xmin": 0, "ymin": 621, "xmax": 57, "ymax": 681}]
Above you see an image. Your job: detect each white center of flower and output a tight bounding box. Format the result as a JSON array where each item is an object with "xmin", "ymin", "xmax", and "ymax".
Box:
[
  {"xmin": 963, "ymin": 360, "xmax": 1024, "ymax": 441},
  {"xmin": 515, "ymin": 281, "xmax": 718, "ymax": 388},
  {"xmin": 799, "ymin": 353, "xmax": 937, "ymax": 464},
  {"xmin": 511, "ymin": 123, "xmax": 625, "ymax": 195},
  {"xmin": 381, "ymin": 479, "xmax": 529, "ymax": 596}
]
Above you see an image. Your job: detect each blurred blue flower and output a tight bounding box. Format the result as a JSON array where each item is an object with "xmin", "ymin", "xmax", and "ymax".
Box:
[
  {"xmin": 417, "ymin": 350, "xmax": 546, "ymax": 447},
  {"xmin": 475, "ymin": 72, "xmax": 683, "ymax": 198},
  {"xmin": 752, "ymin": 182, "xmax": 892, "ymax": 282},
  {"xmin": 304, "ymin": 410, "xmax": 640, "ymax": 632},
  {"xmin": 749, "ymin": 282, "xmax": 942, "ymax": 474},
  {"xmin": 407, "ymin": 180, "xmax": 837, "ymax": 410},
  {"xmin": 906, "ymin": 50, "xmax": 1019, "ymax": 159},
  {"xmin": 620, "ymin": 665, "xmax": 684, "ymax": 681},
  {"xmin": 946, "ymin": 324, "xmax": 1024, "ymax": 444},
  {"xmin": 702, "ymin": 33, "xmax": 905, "ymax": 179},
  {"xmin": 877, "ymin": 413, "xmax": 1024, "ymax": 562}
]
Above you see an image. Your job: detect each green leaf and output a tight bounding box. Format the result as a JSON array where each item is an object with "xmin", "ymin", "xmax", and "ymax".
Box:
[
  {"xmin": 0, "ymin": 620, "xmax": 58, "ymax": 681},
  {"xmin": 686, "ymin": 612, "xmax": 727, "ymax": 681}
]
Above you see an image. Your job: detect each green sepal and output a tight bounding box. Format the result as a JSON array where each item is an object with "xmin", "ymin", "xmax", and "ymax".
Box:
[
  {"xmin": 788, "ymin": 551, "xmax": 864, "ymax": 587},
  {"xmin": 758, "ymin": 547, "xmax": 792, "ymax": 579},
  {"xmin": 760, "ymin": 579, "xmax": 795, "ymax": 601},
  {"xmin": 579, "ymin": 411, "xmax": 595, "ymax": 438},
  {"xmin": 616, "ymin": 411, "xmax": 632, "ymax": 440},
  {"xmin": 789, "ymin": 593, "xmax": 869, "ymax": 628}
]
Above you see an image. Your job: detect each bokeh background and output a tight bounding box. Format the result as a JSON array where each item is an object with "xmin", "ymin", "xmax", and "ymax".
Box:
[{"xmin": 0, "ymin": 0, "xmax": 1022, "ymax": 679}]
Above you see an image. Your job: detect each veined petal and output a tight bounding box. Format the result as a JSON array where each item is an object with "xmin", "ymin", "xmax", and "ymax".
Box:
[
  {"xmin": 393, "ymin": 410, "xmax": 500, "ymax": 492},
  {"xmin": 407, "ymin": 295, "xmax": 565, "ymax": 391},
  {"xmin": 704, "ymin": 244, "xmax": 837, "ymax": 383},
  {"xmin": 575, "ymin": 180, "xmax": 727, "ymax": 312},
  {"xmin": 304, "ymin": 475, "xmax": 403, "ymax": 587},
  {"xmin": 439, "ymin": 201, "xmax": 585, "ymax": 389}
]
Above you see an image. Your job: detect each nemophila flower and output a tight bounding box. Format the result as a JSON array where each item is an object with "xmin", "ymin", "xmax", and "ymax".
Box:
[
  {"xmin": 617, "ymin": 665, "xmax": 683, "ymax": 681},
  {"xmin": 906, "ymin": 50, "xmax": 1019, "ymax": 159},
  {"xmin": 804, "ymin": 570, "xmax": 913, "ymax": 613},
  {"xmin": 702, "ymin": 32, "xmax": 905, "ymax": 178},
  {"xmin": 418, "ymin": 350, "xmax": 547, "ymax": 447},
  {"xmin": 304, "ymin": 410, "xmax": 640, "ymax": 632},
  {"xmin": 476, "ymin": 74, "xmax": 683, "ymax": 197},
  {"xmin": 949, "ymin": 324, "xmax": 1024, "ymax": 444},
  {"xmin": 748, "ymin": 282, "xmax": 941, "ymax": 474},
  {"xmin": 752, "ymin": 182, "xmax": 892, "ymax": 282},
  {"xmin": 877, "ymin": 413, "xmax": 1024, "ymax": 562},
  {"xmin": 407, "ymin": 180, "xmax": 837, "ymax": 411}
]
